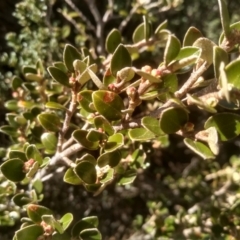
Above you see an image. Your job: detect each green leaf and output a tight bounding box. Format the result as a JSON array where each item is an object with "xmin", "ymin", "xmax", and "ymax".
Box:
[
  {"xmin": 1, "ymin": 159, "xmax": 25, "ymax": 182},
  {"xmin": 64, "ymin": 168, "xmax": 82, "ymax": 185},
  {"xmin": 106, "ymin": 28, "xmax": 122, "ymax": 53},
  {"xmin": 53, "ymin": 62, "xmax": 68, "ymax": 73},
  {"xmin": 12, "ymin": 76, "xmax": 23, "ymax": 90},
  {"xmin": 164, "ymin": 35, "xmax": 181, "ymax": 65},
  {"xmin": 219, "ymin": 21, "xmax": 240, "ymax": 45},
  {"xmin": 80, "ymin": 228, "xmax": 102, "ymax": 240},
  {"xmin": 118, "ymin": 169, "xmax": 137, "ymax": 185},
  {"xmin": 193, "ymin": 37, "xmax": 216, "ymax": 65},
  {"xmin": 15, "ymin": 224, "xmax": 44, "ymax": 240},
  {"xmin": 47, "ymin": 66, "xmax": 70, "ymax": 87},
  {"xmin": 92, "ymin": 90, "xmax": 124, "ymax": 121},
  {"xmin": 159, "ymin": 107, "xmax": 188, "ymax": 134},
  {"xmin": 87, "ymin": 67, "xmax": 106, "ymax": 89},
  {"xmin": 183, "ymin": 27, "xmax": 203, "ymax": 47},
  {"xmin": 141, "ymin": 116, "xmax": 165, "ymax": 136},
  {"xmin": 72, "ymin": 130, "xmax": 99, "ymax": 150},
  {"xmin": 24, "ymin": 73, "xmax": 42, "ymax": 82},
  {"xmin": 224, "ymin": 59, "xmax": 240, "ymax": 90},
  {"xmin": 184, "ymin": 138, "xmax": 215, "ymax": 160},
  {"xmin": 100, "ymin": 168, "xmax": 114, "ymax": 183},
  {"xmin": 38, "ymin": 113, "xmax": 61, "ymax": 132},
  {"xmin": 12, "ymin": 193, "xmax": 32, "ymax": 207},
  {"xmin": 59, "ymin": 213, "xmax": 73, "ymax": 231},
  {"xmin": 155, "ymin": 20, "xmax": 168, "ymax": 35},
  {"xmin": 76, "ymin": 154, "xmax": 96, "ymax": 165},
  {"xmin": 9, "ymin": 151, "xmax": 27, "ymax": 162},
  {"xmin": 45, "ymin": 102, "xmax": 67, "ymax": 111},
  {"xmin": 213, "ymin": 46, "xmax": 229, "ymax": 79},
  {"xmin": 205, "ymin": 113, "xmax": 240, "ymax": 141},
  {"xmin": 27, "ymin": 204, "xmax": 53, "ymax": 223},
  {"xmin": 4, "ymin": 100, "xmax": 18, "ymax": 111},
  {"xmin": 0, "ymin": 125, "xmax": 19, "ymax": 137},
  {"xmin": 77, "ymin": 64, "xmax": 98, "ymax": 86},
  {"xmin": 42, "ymin": 215, "xmax": 64, "ymax": 234},
  {"xmin": 63, "ymin": 44, "xmax": 82, "ymax": 72},
  {"xmin": 104, "ymin": 133, "xmax": 124, "ymax": 152},
  {"xmin": 22, "ymin": 66, "xmax": 37, "ymax": 75},
  {"xmin": 26, "ymin": 145, "xmax": 43, "ymax": 165},
  {"xmin": 132, "ymin": 20, "xmax": 151, "ymax": 43},
  {"xmin": 129, "ymin": 128, "xmax": 155, "ymax": 141},
  {"xmin": 94, "ymin": 116, "xmax": 115, "ymax": 136},
  {"xmin": 134, "ymin": 69, "xmax": 161, "ymax": 83},
  {"xmin": 218, "ymin": 0, "xmax": 231, "ymax": 38},
  {"xmin": 41, "ymin": 132, "xmax": 57, "ymax": 152},
  {"xmin": 97, "ymin": 150, "xmax": 122, "ymax": 167},
  {"xmin": 78, "ymin": 90, "xmax": 95, "ymax": 113},
  {"xmin": 110, "ymin": 44, "xmax": 132, "ymax": 76},
  {"xmin": 74, "ymin": 161, "xmax": 97, "ymax": 184},
  {"xmin": 87, "ymin": 129, "xmax": 108, "ymax": 142}
]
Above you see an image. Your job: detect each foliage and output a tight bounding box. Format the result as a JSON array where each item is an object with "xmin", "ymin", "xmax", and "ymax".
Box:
[{"xmin": 1, "ymin": 0, "xmax": 240, "ymax": 239}]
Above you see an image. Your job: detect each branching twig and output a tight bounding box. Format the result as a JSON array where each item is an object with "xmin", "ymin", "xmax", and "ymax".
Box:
[
  {"xmin": 85, "ymin": 0, "xmax": 105, "ymax": 55},
  {"xmin": 64, "ymin": 0, "xmax": 95, "ymax": 31}
]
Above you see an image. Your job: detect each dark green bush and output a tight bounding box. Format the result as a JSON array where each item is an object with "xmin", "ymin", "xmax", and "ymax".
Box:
[{"xmin": 1, "ymin": 0, "xmax": 240, "ymax": 239}]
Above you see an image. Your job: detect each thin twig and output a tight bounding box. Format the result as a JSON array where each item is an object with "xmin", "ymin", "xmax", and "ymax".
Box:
[
  {"xmin": 103, "ymin": 0, "xmax": 114, "ymax": 23},
  {"xmin": 85, "ymin": 0, "xmax": 105, "ymax": 55},
  {"xmin": 64, "ymin": 0, "xmax": 95, "ymax": 31}
]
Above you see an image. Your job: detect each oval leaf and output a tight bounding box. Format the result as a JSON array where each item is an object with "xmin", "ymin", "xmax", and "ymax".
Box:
[
  {"xmin": 92, "ymin": 90, "xmax": 124, "ymax": 121},
  {"xmin": 26, "ymin": 145, "xmax": 43, "ymax": 165},
  {"xmin": 48, "ymin": 66, "xmax": 70, "ymax": 87},
  {"xmin": 41, "ymin": 132, "xmax": 57, "ymax": 152},
  {"xmin": 1, "ymin": 159, "xmax": 25, "ymax": 182},
  {"xmin": 38, "ymin": 113, "xmax": 61, "ymax": 132},
  {"xmin": 160, "ymin": 107, "xmax": 189, "ymax": 134},
  {"xmin": 110, "ymin": 44, "xmax": 132, "ymax": 76},
  {"xmin": 205, "ymin": 113, "xmax": 240, "ymax": 141},
  {"xmin": 74, "ymin": 161, "xmax": 97, "ymax": 184},
  {"xmin": 64, "ymin": 168, "xmax": 82, "ymax": 185},
  {"xmin": 80, "ymin": 228, "xmax": 102, "ymax": 240},
  {"xmin": 164, "ymin": 35, "xmax": 181, "ymax": 65},
  {"xmin": 97, "ymin": 150, "xmax": 122, "ymax": 168},
  {"xmin": 183, "ymin": 27, "xmax": 203, "ymax": 47},
  {"xmin": 106, "ymin": 28, "xmax": 122, "ymax": 53},
  {"xmin": 15, "ymin": 224, "xmax": 44, "ymax": 240},
  {"xmin": 27, "ymin": 204, "xmax": 53, "ymax": 223}
]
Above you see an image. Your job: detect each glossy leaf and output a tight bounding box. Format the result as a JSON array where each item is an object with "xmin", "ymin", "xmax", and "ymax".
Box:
[
  {"xmin": 41, "ymin": 132, "xmax": 57, "ymax": 152},
  {"xmin": 74, "ymin": 161, "xmax": 97, "ymax": 184},
  {"xmin": 129, "ymin": 128, "xmax": 155, "ymax": 141},
  {"xmin": 104, "ymin": 133, "xmax": 124, "ymax": 152},
  {"xmin": 184, "ymin": 138, "xmax": 215, "ymax": 159},
  {"xmin": 0, "ymin": 125, "xmax": 19, "ymax": 137},
  {"xmin": 94, "ymin": 116, "xmax": 115, "ymax": 136},
  {"xmin": 80, "ymin": 228, "xmax": 102, "ymax": 240},
  {"xmin": 118, "ymin": 169, "xmax": 137, "ymax": 185},
  {"xmin": 60, "ymin": 213, "xmax": 73, "ymax": 231},
  {"xmin": 45, "ymin": 102, "xmax": 67, "ymax": 111},
  {"xmin": 132, "ymin": 20, "xmax": 151, "ymax": 43},
  {"xmin": 97, "ymin": 150, "xmax": 122, "ymax": 167},
  {"xmin": 92, "ymin": 90, "xmax": 124, "ymax": 121},
  {"xmin": 87, "ymin": 67, "xmax": 106, "ymax": 90},
  {"xmin": 183, "ymin": 27, "xmax": 203, "ymax": 47},
  {"xmin": 64, "ymin": 168, "xmax": 82, "ymax": 185},
  {"xmin": 218, "ymin": 0, "xmax": 231, "ymax": 38},
  {"xmin": 205, "ymin": 113, "xmax": 240, "ymax": 141},
  {"xmin": 47, "ymin": 66, "xmax": 70, "ymax": 87},
  {"xmin": 213, "ymin": 46, "xmax": 228, "ymax": 79},
  {"xmin": 13, "ymin": 193, "xmax": 32, "ymax": 207},
  {"xmin": 110, "ymin": 44, "xmax": 132, "ymax": 76},
  {"xmin": 87, "ymin": 129, "xmax": 108, "ymax": 142},
  {"xmin": 63, "ymin": 44, "xmax": 81, "ymax": 72},
  {"xmin": 53, "ymin": 62, "xmax": 68, "ymax": 73},
  {"xmin": 141, "ymin": 116, "xmax": 164, "ymax": 136},
  {"xmin": 24, "ymin": 73, "xmax": 42, "ymax": 82},
  {"xmin": 78, "ymin": 90, "xmax": 95, "ymax": 113},
  {"xmin": 106, "ymin": 28, "xmax": 122, "ymax": 53},
  {"xmin": 9, "ymin": 151, "xmax": 27, "ymax": 162},
  {"xmin": 27, "ymin": 204, "xmax": 53, "ymax": 223},
  {"xmin": 22, "ymin": 66, "xmax": 37, "ymax": 74},
  {"xmin": 73, "ymin": 130, "xmax": 99, "ymax": 150},
  {"xmin": 224, "ymin": 59, "xmax": 240, "ymax": 89},
  {"xmin": 42, "ymin": 215, "xmax": 63, "ymax": 234},
  {"xmin": 155, "ymin": 20, "xmax": 168, "ymax": 35},
  {"xmin": 4, "ymin": 100, "xmax": 18, "ymax": 111},
  {"xmin": 134, "ymin": 69, "xmax": 161, "ymax": 83},
  {"xmin": 164, "ymin": 35, "xmax": 181, "ymax": 65},
  {"xmin": 15, "ymin": 224, "xmax": 44, "ymax": 240},
  {"xmin": 76, "ymin": 154, "xmax": 96, "ymax": 165},
  {"xmin": 100, "ymin": 168, "xmax": 114, "ymax": 183},
  {"xmin": 1, "ymin": 159, "xmax": 25, "ymax": 182},
  {"xmin": 160, "ymin": 107, "xmax": 188, "ymax": 134},
  {"xmin": 77, "ymin": 64, "xmax": 98, "ymax": 86},
  {"xmin": 26, "ymin": 145, "xmax": 43, "ymax": 165},
  {"xmin": 71, "ymin": 217, "xmax": 98, "ymax": 238},
  {"xmin": 38, "ymin": 113, "xmax": 61, "ymax": 132},
  {"xmin": 12, "ymin": 76, "xmax": 23, "ymax": 90}
]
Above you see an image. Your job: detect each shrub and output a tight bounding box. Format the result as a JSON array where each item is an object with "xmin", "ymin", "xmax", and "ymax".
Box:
[{"xmin": 1, "ymin": 0, "xmax": 240, "ymax": 239}]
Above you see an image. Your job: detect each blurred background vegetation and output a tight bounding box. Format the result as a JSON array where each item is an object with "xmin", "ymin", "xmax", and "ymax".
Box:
[{"xmin": 1, "ymin": 0, "xmax": 240, "ymax": 239}]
